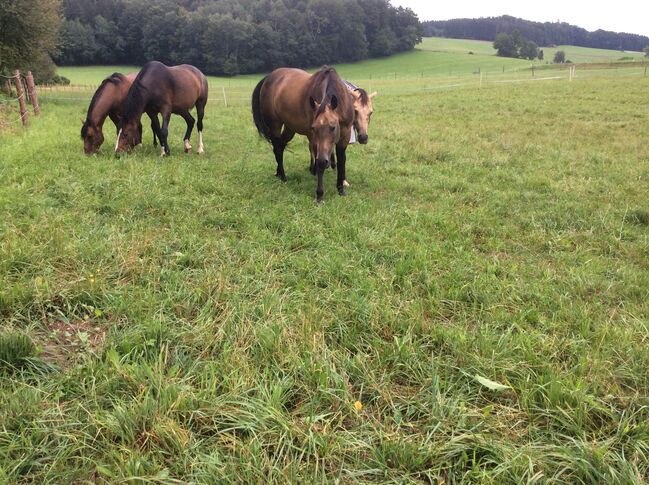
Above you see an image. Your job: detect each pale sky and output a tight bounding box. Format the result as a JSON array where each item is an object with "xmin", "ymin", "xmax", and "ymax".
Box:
[{"xmin": 392, "ymin": 1, "xmax": 649, "ymax": 38}]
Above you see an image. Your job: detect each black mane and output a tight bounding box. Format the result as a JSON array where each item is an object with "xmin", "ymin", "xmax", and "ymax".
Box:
[
  {"xmin": 310, "ymin": 66, "xmax": 345, "ymax": 116},
  {"xmin": 81, "ymin": 72, "xmax": 126, "ymax": 138},
  {"xmin": 354, "ymin": 87, "xmax": 369, "ymax": 106},
  {"xmin": 121, "ymin": 63, "xmax": 155, "ymax": 124}
]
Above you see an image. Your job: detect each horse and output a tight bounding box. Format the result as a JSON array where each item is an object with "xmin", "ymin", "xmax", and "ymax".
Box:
[
  {"xmin": 252, "ymin": 66, "xmax": 354, "ymax": 203},
  {"xmin": 115, "ymin": 61, "xmax": 208, "ymax": 156},
  {"xmin": 81, "ymin": 72, "xmax": 159, "ymax": 154},
  {"xmin": 343, "ymin": 80, "xmax": 377, "ymax": 146},
  {"xmin": 342, "ymin": 80, "xmax": 377, "ymax": 187}
]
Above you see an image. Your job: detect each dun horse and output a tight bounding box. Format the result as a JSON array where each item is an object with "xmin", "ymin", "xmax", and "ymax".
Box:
[
  {"xmin": 252, "ymin": 66, "xmax": 354, "ymax": 203},
  {"xmin": 81, "ymin": 73, "xmax": 158, "ymax": 154},
  {"xmin": 344, "ymin": 80, "xmax": 377, "ymax": 146},
  {"xmin": 115, "ymin": 61, "xmax": 208, "ymax": 156}
]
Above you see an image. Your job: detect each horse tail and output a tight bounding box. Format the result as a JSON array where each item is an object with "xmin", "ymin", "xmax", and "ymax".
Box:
[{"xmin": 252, "ymin": 75, "xmax": 272, "ymax": 143}]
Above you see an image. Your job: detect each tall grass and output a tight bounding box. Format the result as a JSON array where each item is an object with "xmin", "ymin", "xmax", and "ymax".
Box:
[{"xmin": 1, "ymin": 63, "xmax": 648, "ymax": 482}]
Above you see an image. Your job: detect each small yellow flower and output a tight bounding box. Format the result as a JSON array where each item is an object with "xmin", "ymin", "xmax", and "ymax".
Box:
[
  {"xmin": 354, "ymin": 400, "xmax": 363, "ymax": 411},
  {"xmin": 89, "ymin": 273, "xmax": 95, "ymax": 286}
]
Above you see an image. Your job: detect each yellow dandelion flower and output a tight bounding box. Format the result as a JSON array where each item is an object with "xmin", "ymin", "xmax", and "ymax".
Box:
[{"xmin": 354, "ymin": 400, "xmax": 363, "ymax": 411}]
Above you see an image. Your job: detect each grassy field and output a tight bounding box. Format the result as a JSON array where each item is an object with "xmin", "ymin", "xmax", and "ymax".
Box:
[
  {"xmin": 1, "ymin": 50, "xmax": 649, "ymax": 483},
  {"xmin": 419, "ymin": 37, "xmax": 647, "ymax": 64}
]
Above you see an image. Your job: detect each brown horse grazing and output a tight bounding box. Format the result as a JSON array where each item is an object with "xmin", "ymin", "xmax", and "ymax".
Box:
[
  {"xmin": 81, "ymin": 72, "xmax": 159, "ymax": 154},
  {"xmin": 252, "ymin": 66, "xmax": 354, "ymax": 203},
  {"xmin": 115, "ymin": 61, "xmax": 208, "ymax": 156}
]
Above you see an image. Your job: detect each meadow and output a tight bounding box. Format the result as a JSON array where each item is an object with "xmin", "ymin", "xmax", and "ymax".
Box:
[{"xmin": 1, "ymin": 39, "xmax": 649, "ymax": 483}]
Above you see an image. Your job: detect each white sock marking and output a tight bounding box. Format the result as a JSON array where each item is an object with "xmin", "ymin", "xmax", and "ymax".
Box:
[
  {"xmin": 115, "ymin": 129, "xmax": 122, "ymax": 152},
  {"xmin": 197, "ymin": 131, "xmax": 204, "ymax": 154}
]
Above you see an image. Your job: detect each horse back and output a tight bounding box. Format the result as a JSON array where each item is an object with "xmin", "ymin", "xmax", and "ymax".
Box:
[{"xmin": 261, "ymin": 68, "xmax": 313, "ymax": 135}]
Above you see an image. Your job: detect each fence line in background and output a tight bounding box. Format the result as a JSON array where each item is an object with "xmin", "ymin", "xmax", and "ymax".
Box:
[{"xmin": 22, "ymin": 64, "xmax": 648, "ymax": 109}]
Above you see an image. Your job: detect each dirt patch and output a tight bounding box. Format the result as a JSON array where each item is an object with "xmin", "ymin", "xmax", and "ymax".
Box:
[{"xmin": 37, "ymin": 319, "xmax": 107, "ymax": 368}]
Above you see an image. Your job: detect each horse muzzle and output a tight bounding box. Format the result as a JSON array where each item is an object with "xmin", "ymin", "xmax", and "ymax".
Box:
[
  {"xmin": 316, "ymin": 158, "xmax": 331, "ymax": 171},
  {"xmin": 358, "ymin": 134, "xmax": 368, "ymax": 144}
]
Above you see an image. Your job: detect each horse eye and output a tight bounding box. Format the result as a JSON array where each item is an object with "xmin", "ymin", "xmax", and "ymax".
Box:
[{"xmin": 329, "ymin": 126, "xmax": 335, "ymax": 133}]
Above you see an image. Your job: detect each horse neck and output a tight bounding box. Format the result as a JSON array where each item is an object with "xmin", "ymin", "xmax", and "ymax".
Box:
[
  {"xmin": 123, "ymin": 83, "xmax": 149, "ymax": 124},
  {"xmin": 87, "ymin": 84, "xmax": 117, "ymax": 128}
]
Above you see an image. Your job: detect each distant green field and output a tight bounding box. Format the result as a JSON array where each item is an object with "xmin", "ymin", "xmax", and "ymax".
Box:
[{"xmin": 57, "ymin": 38, "xmax": 646, "ymax": 89}]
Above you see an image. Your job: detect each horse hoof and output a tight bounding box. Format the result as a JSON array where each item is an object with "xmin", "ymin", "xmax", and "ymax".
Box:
[
  {"xmin": 316, "ymin": 198, "xmax": 325, "ymax": 206},
  {"xmin": 338, "ymin": 187, "xmax": 347, "ymax": 196},
  {"xmin": 197, "ymin": 148, "xmax": 205, "ymax": 155},
  {"xmin": 276, "ymin": 173, "xmax": 287, "ymax": 182},
  {"xmin": 184, "ymin": 148, "xmax": 191, "ymax": 154}
]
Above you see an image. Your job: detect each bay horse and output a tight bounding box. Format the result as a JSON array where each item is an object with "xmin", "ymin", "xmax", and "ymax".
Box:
[
  {"xmin": 81, "ymin": 72, "xmax": 159, "ymax": 154},
  {"xmin": 115, "ymin": 61, "xmax": 208, "ymax": 156},
  {"xmin": 252, "ymin": 66, "xmax": 354, "ymax": 203}
]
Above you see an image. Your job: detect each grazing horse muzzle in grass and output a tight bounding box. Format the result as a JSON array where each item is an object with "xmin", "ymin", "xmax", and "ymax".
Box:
[
  {"xmin": 252, "ymin": 66, "xmax": 354, "ymax": 204},
  {"xmin": 82, "ymin": 72, "xmax": 158, "ymax": 155},
  {"xmin": 115, "ymin": 61, "xmax": 208, "ymax": 156}
]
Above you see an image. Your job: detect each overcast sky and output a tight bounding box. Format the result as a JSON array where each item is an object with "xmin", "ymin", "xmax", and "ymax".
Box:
[{"xmin": 391, "ymin": 1, "xmax": 649, "ymax": 38}]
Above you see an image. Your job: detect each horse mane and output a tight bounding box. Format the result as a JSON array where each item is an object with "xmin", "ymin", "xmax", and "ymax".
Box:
[
  {"xmin": 121, "ymin": 65, "xmax": 152, "ymax": 123},
  {"xmin": 81, "ymin": 72, "xmax": 127, "ymax": 138},
  {"xmin": 310, "ymin": 66, "xmax": 346, "ymax": 116},
  {"xmin": 354, "ymin": 87, "xmax": 369, "ymax": 106}
]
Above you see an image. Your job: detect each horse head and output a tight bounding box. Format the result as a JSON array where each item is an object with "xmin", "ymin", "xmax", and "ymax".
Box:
[
  {"xmin": 350, "ymin": 89, "xmax": 376, "ymax": 145},
  {"xmin": 115, "ymin": 118, "xmax": 143, "ymax": 154},
  {"xmin": 309, "ymin": 94, "xmax": 341, "ymax": 171},
  {"xmin": 81, "ymin": 119, "xmax": 104, "ymax": 154}
]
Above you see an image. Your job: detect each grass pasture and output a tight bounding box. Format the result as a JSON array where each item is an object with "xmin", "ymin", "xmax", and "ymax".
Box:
[{"xmin": 1, "ymin": 49, "xmax": 649, "ymax": 482}]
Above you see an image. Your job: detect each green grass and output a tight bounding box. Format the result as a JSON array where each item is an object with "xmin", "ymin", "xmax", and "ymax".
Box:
[{"xmin": 1, "ymin": 58, "xmax": 649, "ymax": 483}]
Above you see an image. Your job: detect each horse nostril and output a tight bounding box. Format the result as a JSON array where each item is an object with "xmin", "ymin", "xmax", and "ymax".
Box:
[{"xmin": 359, "ymin": 134, "xmax": 368, "ymax": 144}]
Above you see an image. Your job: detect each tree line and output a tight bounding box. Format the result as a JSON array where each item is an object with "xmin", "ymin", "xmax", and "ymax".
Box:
[
  {"xmin": 54, "ymin": 0, "xmax": 422, "ymax": 76},
  {"xmin": 423, "ymin": 15, "xmax": 649, "ymax": 53}
]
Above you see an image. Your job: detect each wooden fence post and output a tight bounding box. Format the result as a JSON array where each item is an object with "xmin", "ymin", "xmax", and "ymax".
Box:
[
  {"xmin": 25, "ymin": 71, "xmax": 40, "ymax": 115},
  {"xmin": 13, "ymin": 70, "xmax": 29, "ymax": 127}
]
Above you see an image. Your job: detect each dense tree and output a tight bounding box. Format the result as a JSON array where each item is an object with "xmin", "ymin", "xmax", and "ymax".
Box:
[
  {"xmin": 53, "ymin": 0, "xmax": 422, "ymax": 75},
  {"xmin": 0, "ymin": 0, "xmax": 62, "ymax": 77},
  {"xmin": 493, "ymin": 31, "xmax": 540, "ymax": 60},
  {"xmin": 553, "ymin": 50, "xmax": 566, "ymax": 63},
  {"xmin": 493, "ymin": 33, "xmax": 517, "ymax": 57},
  {"xmin": 644, "ymin": 46, "xmax": 649, "ymax": 57},
  {"xmin": 424, "ymin": 15, "xmax": 649, "ymax": 53}
]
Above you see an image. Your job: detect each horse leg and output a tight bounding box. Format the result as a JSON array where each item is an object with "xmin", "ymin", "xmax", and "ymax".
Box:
[
  {"xmin": 147, "ymin": 111, "xmax": 162, "ymax": 150},
  {"xmin": 272, "ymin": 138, "xmax": 287, "ymax": 182},
  {"xmin": 309, "ymin": 138, "xmax": 317, "ymax": 176},
  {"xmin": 179, "ymin": 110, "xmax": 195, "ymax": 153},
  {"xmin": 149, "ymin": 114, "xmax": 158, "ymax": 147},
  {"xmin": 196, "ymin": 98, "xmax": 206, "ymax": 154},
  {"xmin": 160, "ymin": 111, "xmax": 172, "ymax": 156},
  {"xmin": 336, "ymin": 144, "xmax": 348, "ymax": 196}
]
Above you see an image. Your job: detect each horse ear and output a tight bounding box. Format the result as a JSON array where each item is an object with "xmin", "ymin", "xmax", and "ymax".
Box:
[
  {"xmin": 80, "ymin": 118, "xmax": 85, "ymax": 124},
  {"xmin": 309, "ymin": 97, "xmax": 317, "ymax": 110},
  {"xmin": 330, "ymin": 95, "xmax": 338, "ymax": 110},
  {"xmin": 369, "ymin": 91, "xmax": 378, "ymax": 98}
]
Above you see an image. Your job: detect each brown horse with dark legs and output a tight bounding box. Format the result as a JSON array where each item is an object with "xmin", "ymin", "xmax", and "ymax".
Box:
[
  {"xmin": 252, "ymin": 66, "xmax": 354, "ymax": 203},
  {"xmin": 115, "ymin": 61, "xmax": 208, "ymax": 156},
  {"xmin": 81, "ymin": 72, "xmax": 159, "ymax": 154}
]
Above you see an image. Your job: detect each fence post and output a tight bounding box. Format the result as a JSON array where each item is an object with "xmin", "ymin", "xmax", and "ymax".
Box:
[
  {"xmin": 25, "ymin": 71, "xmax": 40, "ymax": 115},
  {"xmin": 13, "ymin": 70, "xmax": 29, "ymax": 127},
  {"xmin": 222, "ymin": 86, "xmax": 228, "ymax": 107},
  {"xmin": 479, "ymin": 71, "xmax": 483, "ymax": 89}
]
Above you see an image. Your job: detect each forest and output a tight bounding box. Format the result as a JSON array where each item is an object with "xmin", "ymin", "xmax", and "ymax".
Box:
[
  {"xmin": 423, "ymin": 15, "xmax": 649, "ymax": 52},
  {"xmin": 54, "ymin": 0, "xmax": 422, "ymax": 76}
]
